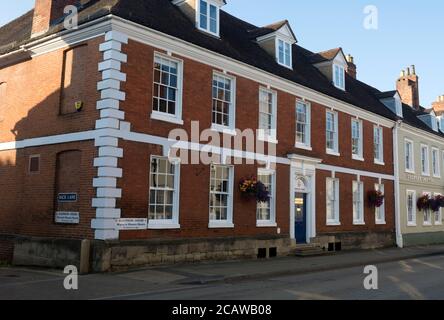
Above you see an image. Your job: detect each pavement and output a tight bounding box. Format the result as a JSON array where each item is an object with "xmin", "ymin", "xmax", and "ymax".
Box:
[{"xmin": 1, "ymin": 244, "xmax": 444, "ymax": 300}]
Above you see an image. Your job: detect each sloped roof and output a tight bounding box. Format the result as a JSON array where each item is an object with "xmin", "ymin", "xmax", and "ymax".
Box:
[
  {"xmin": 0, "ymin": 10, "xmax": 34, "ymax": 54},
  {"xmin": 309, "ymin": 48, "xmax": 344, "ymax": 64},
  {"xmin": 248, "ymin": 20, "xmax": 297, "ymax": 41},
  {"xmin": 375, "ymin": 90, "xmax": 398, "ymax": 99},
  {"xmin": 3, "ymin": 0, "xmax": 440, "ymax": 132}
]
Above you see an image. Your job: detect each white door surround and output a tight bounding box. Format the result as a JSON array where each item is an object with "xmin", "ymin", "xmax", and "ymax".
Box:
[{"xmin": 288, "ymin": 154, "xmax": 321, "ymax": 243}]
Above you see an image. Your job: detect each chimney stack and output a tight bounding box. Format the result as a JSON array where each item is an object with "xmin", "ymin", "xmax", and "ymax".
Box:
[
  {"xmin": 396, "ymin": 65, "xmax": 420, "ymax": 110},
  {"xmin": 31, "ymin": 0, "xmax": 88, "ymax": 37},
  {"xmin": 432, "ymin": 95, "xmax": 444, "ymax": 115},
  {"xmin": 346, "ymin": 54, "xmax": 357, "ymax": 79}
]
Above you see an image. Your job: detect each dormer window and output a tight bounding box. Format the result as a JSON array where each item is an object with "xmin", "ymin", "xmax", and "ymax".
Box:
[
  {"xmin": 253, "ymin": 20, "xmax": 297, "ymax": 70},
  {"xmin": 198, "ymin": 0, "xmax": 220, "ymax": 36},
  {"xmin": 277, "ymin": 39, "xmax": 292, "ymax": 68},
  {"xmin": 333, "ymin": 64, "xmax": 345, "ymax": 90}
]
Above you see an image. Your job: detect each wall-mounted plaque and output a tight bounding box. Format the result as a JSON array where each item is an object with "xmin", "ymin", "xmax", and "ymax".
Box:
[
  {"xmin": 116, "ymin": 218, "xmax": 148, "ymax": 230},
  {"xmin": 55, "ymin": 212, "xmax": 80, "ymax": 224},
  {"xmin": 58, "ymin": 193, "xmax": 78, "ymax": 203}
]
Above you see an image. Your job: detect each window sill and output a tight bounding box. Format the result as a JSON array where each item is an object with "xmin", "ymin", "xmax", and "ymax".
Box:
[
  {"xmin": 147, "ymin": 223, "xmax": 181, "ymax": 230},
  {"xmin": 326, "ymin": 221, "xmax": 341, "ymax": 226},
  {"xmin": 326, "ymin": 150, "xmax": 340, "ymax": 157},
  {"xmin": 374, "ymin": 160, "xmax": 385, "ymax": 166},
  {"xmin": 375, "ymin": 221, "xmax": 387, "ymax": 225},
  {"xmin": 258, "ymin": 135, "xmax": 279, "ymax": 145},
  {"xmin": 277, "ymin": 60, "xmax": 293, "ymax": 70},
  {"xmin": 435, "ymin": 223, "xmax": 443, "ymax": 226},
  {"xmin": 353, "ymin": 221, "xmax": 366, "ymax": 226},
  {"xmin": 211, "ymin": 125, "xmax": 237, "ymax": 136},
  {"xmin": 352, "ymin": 155, "xmax": 364, "ymax": 162},
  {"xmin": 151, "ymin": 112, "xmax": 184, "ymax": 125},
  {"xmin": 257, "ymin": 221, "xmax": 278, "ymax": 228},
  {"xmin": 208, "ymin": 222, "xmax": 235, "ymax": 229},
  {"xmin": 421, "ymin": 172, "xmax": 431, "ymax": 177},
  {"xmin": 295, "ymin": 143, "xmax": 312, "ymax": 151},
  {"xmin": 433, "ymin": 175, "xmax": 441, "ymax": 179},
  {"xmin": 405, "ymin": 169, "xmax": 416, "ymax": 174},
  {"xmin": 407, "ymin": 223, "xmax": 417, "ymax": 227},
  {"xmin": 423, "ymin": 223, "xmax": 433, "ymax": 227}
]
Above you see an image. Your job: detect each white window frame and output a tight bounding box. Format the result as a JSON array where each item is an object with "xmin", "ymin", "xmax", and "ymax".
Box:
[
  {"xmin": 434, "ymin": 193, "xmax": 443, "ymax": 226},
  {"xmin": 333, "ymin": 64, "xmax": 345, "ymax": 90},
  {"xmin": 196, "ymin": 0, "xmax": 220, "ymax": 37},
  {"xmin": 420, "ymin": 144, "xmax": 430, "ymax": 176},
  {"xmin": 432, "ymin": 147, "xmax": 440, "ymax": 178},
  {"xmin": 353, "ymin": 180, "xmax": 365, "ymax": 225},
  {"xmin": 295, "ymin": 100, "xmax": 311, "ymax": 150},
  {"xmin": 406, "ymin": 190, "xmax": 416, "ymax": 227},
  {"xmin": 151, "ymin": 53, "xmax": 184, "ymax": 125},
  {"xmin": 209, "ymin": 164, "xmax": 234, "ymax": 228},
  {"xmin": 326, "ymin": 178, "xmax": 340, "ymax": 226},
  {"xmin": 256, "ymin": 168, "xmax": 277, "ymax": 227},
  {"xmin": 351, "ymin": 118, "xmax": 363, "ymax": 161},
  {"xmin": 326, "ymin": 110, "xmax": 339, "ymax": 156},
  {"xmin": 423, "ymin": 192, "xmax": 433, "ymax": 226},
  {"xmin": 373, "ymin": 126, "xmax": 384, "ymax": 165},
  {"xmin": 211, "ymin": 71, "xmax": 236, "ymax": 134},
  {"xmin": 258, "ymin": 87, "xmax": 278, "ymax": 144},
  {"xmin": 375, "ymin": 183, "xmax": 386, "ymax": 225},
  {"xmin": 276, "ymin": 38, "xmax": 292, "ymax": 69},
  {"xmin": 405, "ymin": 139, "xmax": 415, "ymax": 173},
  {"xmin": 148, "ymin": 156, "xmax": 181, "ymax": 229}
]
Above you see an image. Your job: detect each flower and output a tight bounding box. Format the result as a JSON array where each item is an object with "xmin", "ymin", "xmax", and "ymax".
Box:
[
  {"xmin": 239, "ymin": 175, "xmax": 270, "ymax": 203},
  {"xmin": 417, "ymin": 194, "xmax": 431, "ymax": 211},
  {"xmin": 367, "ymin": 190, "xmax": 384, "ymax": 208}
]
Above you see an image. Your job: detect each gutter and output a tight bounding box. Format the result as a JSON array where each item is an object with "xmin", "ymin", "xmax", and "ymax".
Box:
[
  {"xmin": 0, "ymin": 47, "xmax": 31, "ymax": 68},
  {"xmin": 393, "ymin": 120, "xmax": 404, "ymax": 248}
]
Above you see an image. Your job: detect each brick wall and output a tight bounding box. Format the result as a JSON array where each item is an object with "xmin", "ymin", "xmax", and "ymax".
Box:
[
  {"xmin": 0, "ymin": 141, "xmax": 97, "ymax": 239},
  {"xmin": 117, "ymin": 39, "xmax": 395, "ymax": 239},
  {"xmin": 0, "ymin": 37, "xmax": 102, "ymax": 143}
]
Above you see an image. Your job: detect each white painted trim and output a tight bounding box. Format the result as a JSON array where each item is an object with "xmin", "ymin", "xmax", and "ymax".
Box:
[
  {"xmin": 151, "ymin": 111, "xmax": 184, "ymax": 125},
  {"xmin": 318, "ymin": 164, "xmax": 395, "ymax": 181},
  {"xmin": 0, "ymin": 131, "xmax": 96, "ymax": 151}
]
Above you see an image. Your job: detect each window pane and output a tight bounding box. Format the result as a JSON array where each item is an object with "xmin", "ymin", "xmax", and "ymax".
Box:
[
  {"xmin": 149, "ymin": 157, "xmax": 177, "ymax": 222},
  {"xmin": 200, "ymin": 0, "xmax": 208, "ymax": 29},
  {"xmin": 212, "ymin": 74, "xmax": 232, "ymax": 127},
  {"xmin": 153, "ymin": 56, "xmax": 179, "ymax": 116}
]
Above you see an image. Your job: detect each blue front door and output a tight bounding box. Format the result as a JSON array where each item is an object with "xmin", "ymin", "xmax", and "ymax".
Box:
[{"xmin": 295, "ymin": 193, "xmax": 307, "ymax": 244}]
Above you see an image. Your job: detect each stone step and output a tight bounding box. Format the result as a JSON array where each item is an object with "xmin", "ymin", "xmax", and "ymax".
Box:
[{"xmin": 294, "ymin": 244, "xmax": 329, "ymax": 257}]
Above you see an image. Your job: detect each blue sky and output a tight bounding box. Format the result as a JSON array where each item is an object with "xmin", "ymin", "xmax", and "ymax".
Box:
[{"xmin": 1, "ymin": 0, "xmax": 443, "ymax": 106}]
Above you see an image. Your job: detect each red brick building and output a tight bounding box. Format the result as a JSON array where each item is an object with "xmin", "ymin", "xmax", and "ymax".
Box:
[{"xmin": 0, "ymin": 0, "xmax": 399, "ymax": 271}]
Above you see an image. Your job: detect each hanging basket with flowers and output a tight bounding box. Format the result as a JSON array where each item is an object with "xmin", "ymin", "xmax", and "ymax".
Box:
[
  {"xmin": 417, "ymin": 194, "xmax": 432, "ymax": 212},
  {"xmin": 435, "ymin": 195, "xmax": 444, "ymax": 209},
  {"xmin": 239, "ymin": 176, "xmax": 270, "ymax": 203},
  {"xmin": 367, "ymin": 190, "xmax": 385, "ymax": 208}
]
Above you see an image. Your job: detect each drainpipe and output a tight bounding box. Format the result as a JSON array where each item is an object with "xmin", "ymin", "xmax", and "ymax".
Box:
[{"xmin": 393, "ymin": 120, "xmax": 404, "ymax": 248}]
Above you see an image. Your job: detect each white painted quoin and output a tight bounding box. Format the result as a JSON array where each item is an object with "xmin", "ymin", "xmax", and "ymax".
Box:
[{"xmin": 91, "ymin": 30, "xmax": 129, "ymax": 240}]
